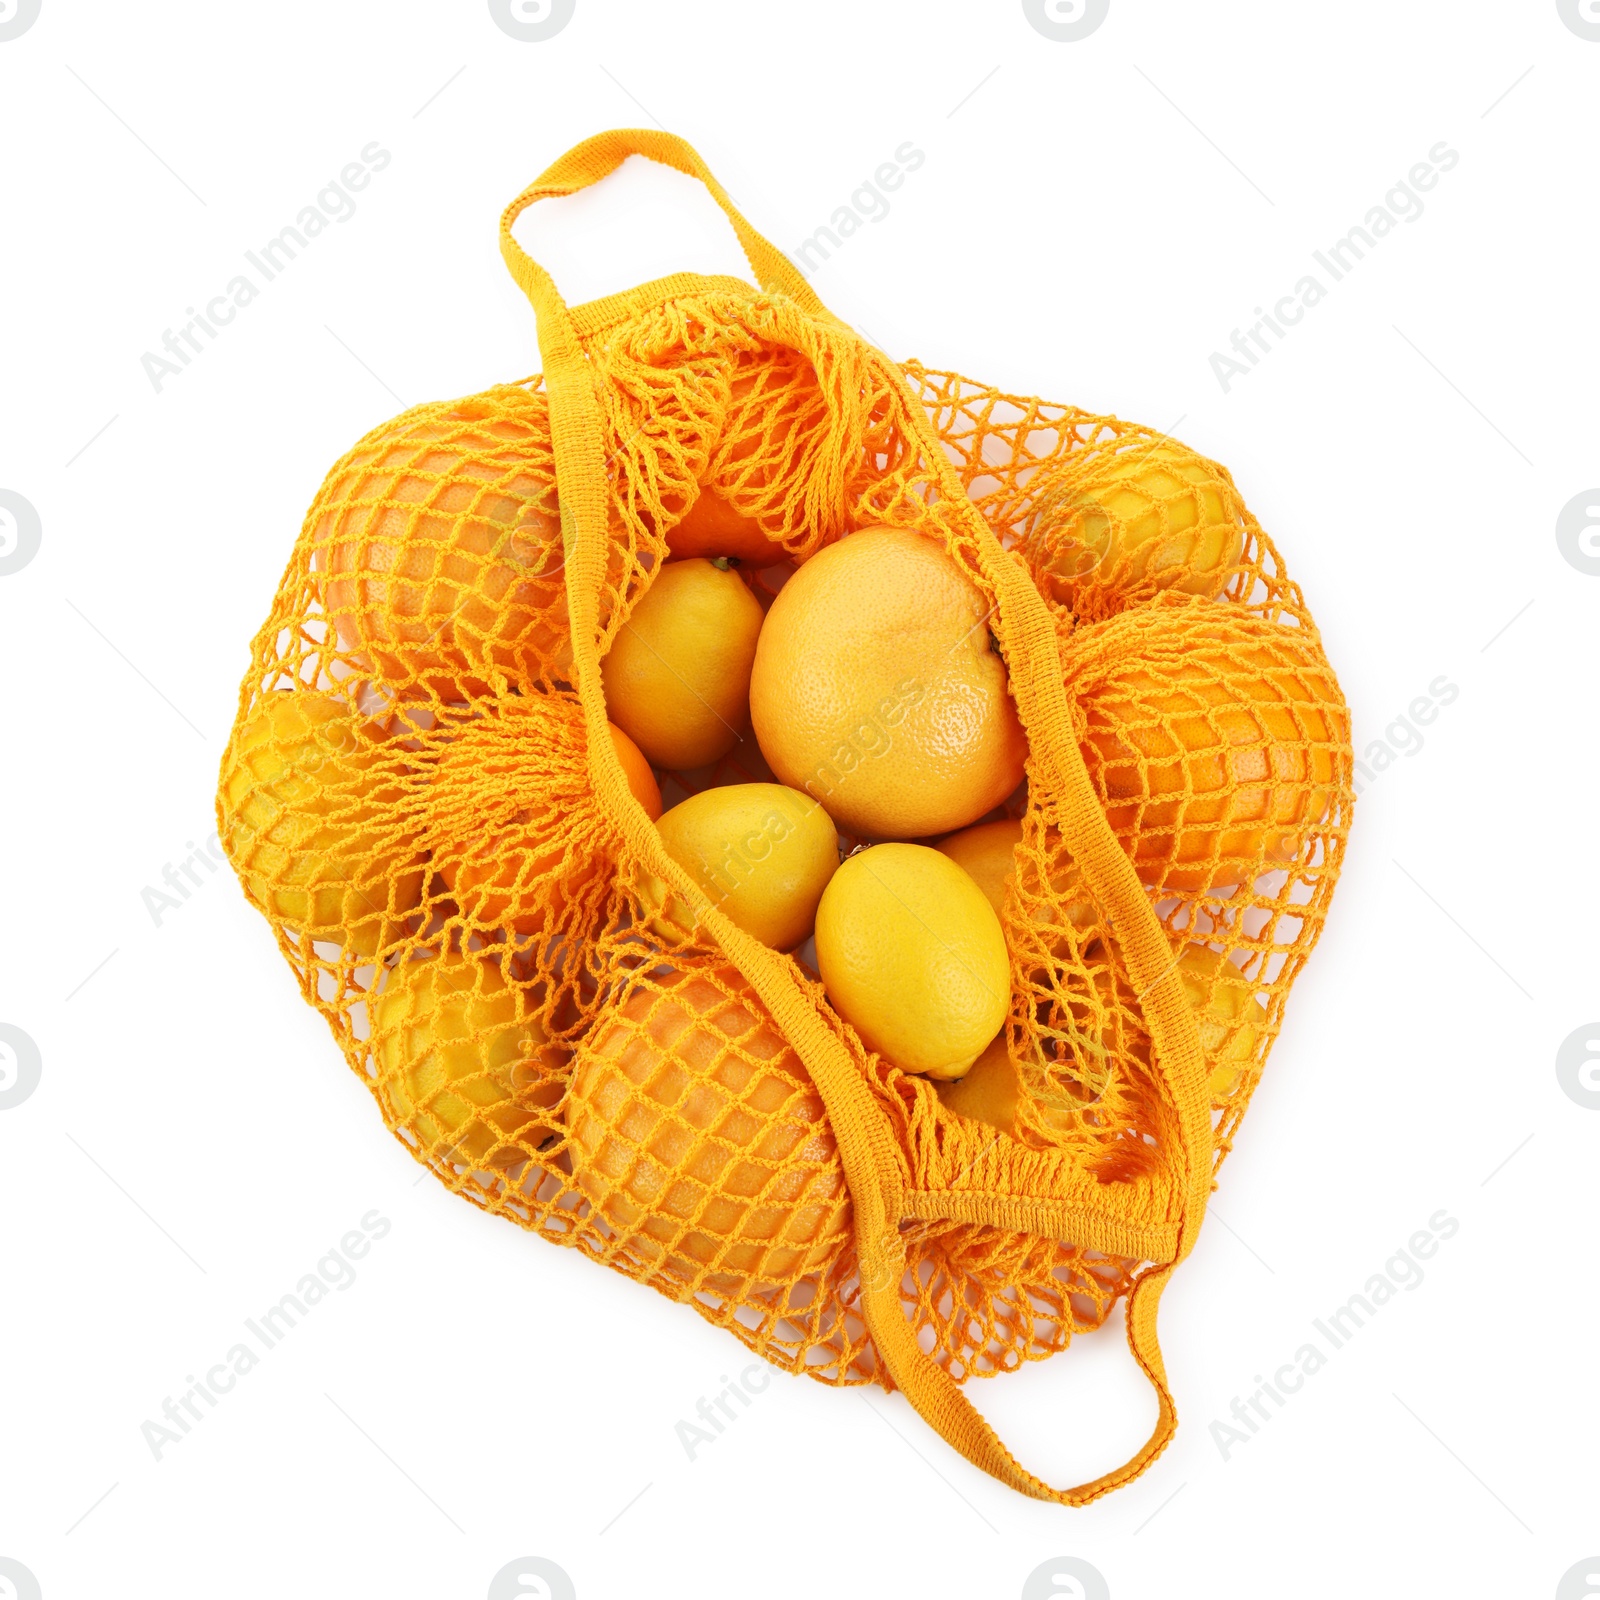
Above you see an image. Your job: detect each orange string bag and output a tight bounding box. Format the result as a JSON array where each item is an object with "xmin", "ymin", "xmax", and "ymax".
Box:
[{"xmin": 215, "ymin": 129, "xmax": 1354, "ymax": 1505}]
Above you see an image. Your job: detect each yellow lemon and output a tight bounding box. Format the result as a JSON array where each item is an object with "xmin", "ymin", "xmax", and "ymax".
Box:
[
  {"xmin": 219, "ymin": 691, "xmax": 425, "ymax": 956},
  {"xmin": 602, "ymin": 558, "xmax": 765, "ymax": 770},
  {"xmin": 1039, "ymin": 436, "xmax": 1246, "ymax": 615},
  {"xmin": 1176, "ymin": 946, "xmax": 1265, "ymax": 1098},
  {"xmin": 373, "ymin": 950, "xmax": 565, "ymax": 1170},
  {"xmin": 814, "ymin": 843, "xmax": 1009, "ymax": 1080},
  {"xmin": 653, "ymin": 783, "xmax": 839, "ymax": 950}
]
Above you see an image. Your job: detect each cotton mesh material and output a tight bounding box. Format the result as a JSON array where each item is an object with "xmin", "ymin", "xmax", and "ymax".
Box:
[{"xmin": 217, "ymin": 197, "xmax": 1352, "ymax": 1478}]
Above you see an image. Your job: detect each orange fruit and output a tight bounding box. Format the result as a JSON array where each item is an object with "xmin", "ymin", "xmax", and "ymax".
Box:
[
  {"xmin": 1064, "ymin": 604, "xmax": 1345, "ymax": 893},
  {"xmin": 936, "ymin": 818, "xmax": 1023, "ymax": 918},
  {"xmin": 607, "ymin": 722, "xmax": 663, "ymax": 821},
  {"xmin": 373, "ymin": 950, "xmax": 565, "ymax": 1170},
  {"xmin": 601, "ymin": 558, "xmax": 765, "ymax": 771},
  {"xmin": 309, "ymin": 393, "xmax": 571, "ymax": 702},
  {"xmin": 937, "ymin": 958, "xmax": 1162, "ymax": 1185},
  {"xmin": 935, "ymin": 1032, "xmax": 1018, "ymax": 1131},
  {"xmin": 750, "ymin": 527, "xmax": 1028, "ymax": 838},
  {"xmin": 434, "ymin": 714, "xmax": 655, "ymax": 937},
  {"xmin": 667, "ymin": 485, "xmax": 787, "ymax": 564},
  {"xmin": 564, "ymin": 966, "xmax": 852, "ymax": 1292},
  {"xmin": 1037, "ymin": 436, "xmax": 1246, "ymax": 618},
  {"xmin": 664, "ymin": 363, "xmax": 808, "ymax": 563},
  {"xmin": 940, "ymin": 947, "xmax": 1263, "ymax": 1135},
  {"xmin": 219, "ymin": 691, "xmax": 425, "ymax": 956},
  {"xmin": 937, "ymin": 816, "xmax": 1099, "ymax": 941}
]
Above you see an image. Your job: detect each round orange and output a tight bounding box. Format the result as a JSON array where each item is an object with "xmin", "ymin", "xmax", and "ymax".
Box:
[
  {"xmin": 1065, "ymin": 606, "xmax": 1344, "ymax": 893},
  {"xmin": 310, "ymin": 394, "xmax": 571, "ymax": 701},
  {"xmin": 564, "ymin": 966, "xmax": 852, "ymax": 1292},
  {"xmin": 749, "ymin": 527, "xmax": 1028, "ymax": 838},
  {"xmin": 664, "ymin": 366, "xmax": 800, "ymax": 564},
  {"xmin": 607, "ymin": 722, "xmax": 662, "ymax": 821}
]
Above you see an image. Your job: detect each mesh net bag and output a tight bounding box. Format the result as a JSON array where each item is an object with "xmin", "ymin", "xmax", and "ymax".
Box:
[{"xmin": 215, "ymin": 131, "xmax": 1353, "ymax": 1504}]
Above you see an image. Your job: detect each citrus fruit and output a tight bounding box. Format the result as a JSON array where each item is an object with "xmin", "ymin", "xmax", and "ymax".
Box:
[
  {"xmin": 935, "ymin": 818, "xmax": 1022, "ymax": 918},
  {"xmin": 373, "ymin": 950, "xmax": 565, "ymax": 1170},
  {"xmin": 937, "ymin": 816, "xmax": 1099, "ymax": 940},
  {"xmin": 651, "ymin": 783, "xmax": 838, "ymax": 950},
  {"xmin": 219, "ymin": 691, "xmax": 425, "ymax": 956},
  {"xmin": 749, "ymin": 527, "xmax": 1028, "ymax": 838},
  {"xmin": 309, "ymin": 393, "xmax": 572, "ymax": 701},
  {"xmin": 664, "ymin": 363, "xmax": 809, "ymax": 562},
  {"xmin": 431, "ymin": 709, "xmax": 652, "ymax": 938},
  {"xmin": 937, "ymin": 958, "xmax": 1158, "ymax": 1183},
  {"xmin": 667, "ymin": 484, "xmax": 787, "ymax": 564},
  {"xmin": 601, "ymin": 557, "xmax": 765, "ymax": 770},
  {"xmin": 813, "ymin": 842, "xmax": 1009, "ymax": 1080},
  {"xmin": 607, "ymin": 722, "xmax": 663, "ymax": 821},
  {"xmin": 1176, "ymin": 946, "xmax": 1265, "ymax": 1098},
  {"xmin": 564, "ymin": 966, "xmax": 852, "ymax": 1291},
  {"xmin": 1064, "ymin": 605, "xmax": 1344, "ymax": 893},
  {"xmin": 1037, "ymin": 436, "xmax": 1246, "ymax": 617},
  {"xmin": 935, "ymin": 1032, "xmax": 1018, "ymax": 1131}
]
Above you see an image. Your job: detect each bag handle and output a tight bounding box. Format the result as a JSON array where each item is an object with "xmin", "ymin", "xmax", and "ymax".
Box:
[
  {"xmin": 500, "ymin": 127, "xmax": 827, "ymax": 322},
  {"xmin": 502, "ymin": 129, "xmax": 1213, "ymax": 1506}
]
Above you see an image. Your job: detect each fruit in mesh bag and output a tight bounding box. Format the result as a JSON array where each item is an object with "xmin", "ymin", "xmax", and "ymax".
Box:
[
  {"xmin": 647, "ymin": 782, "xmax": 839, "ymax": 951},
  {"xmin": 373, "ymin": 949, "xmax": 566, "ymax": 1170},
  {"xmin": 1176, "ymin": 946, "xmax": 1266, "ymax": 1098},
  {"xmin": 666, "ymin": 357, "xmax": 816, "ymax": 562},
  {"xmin": 1065, "ymin": 603, "xmax": 1346, "ymax": 893},
  {"xmin": 936, "ymin": 955, "xmax": 1146, "ymax": 1162},
  {"xmin": 219, "ymin": 690, "xmax": 425, "ymax": 957},
  {"xmin": 1036, "ymin": 435, "xmax": 1247, "ymax": 616},
  {"xmin": 601, "ymin": 557, "xmax": 765, "ymax": 770},
  {"xmin": 940, "ymin": 947, "xmax": 1265, "ymax": 1138},
  {"xmin": 750, "ymin": 527, "xmax": 1028, "ymax": 838},
  {"xmin": 814, "ymin": 843, "xmax": 1009, "ymax": 1081},
  {"xmin": 429, "ymin": 699, "xmax": 656, "ymax": 939},
  {"xmin": 564, "ymin": 966, "xmax": 851, "ymax": 1291},
  {"xmin": 936, "ymin": 1032, "xmax": 1021, "ymax": 1131},
  {"xmin": 936, "ymin": 816, "xmax": 1098, "ymax": 938},
  {"xmin": 309, "ymin": 392, "xmax": 571, "ymax": 702}
]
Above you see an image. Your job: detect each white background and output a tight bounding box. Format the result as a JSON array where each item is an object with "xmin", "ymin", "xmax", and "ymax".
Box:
[{"xmin": 2, "ymin": 2, "xmax": 1597, "ymax": 1597}]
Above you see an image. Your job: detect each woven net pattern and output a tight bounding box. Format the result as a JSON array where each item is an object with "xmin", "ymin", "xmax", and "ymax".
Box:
[{"xmin": 217, "ymin": 289, "xmax": 1352, "ymax": 1392}]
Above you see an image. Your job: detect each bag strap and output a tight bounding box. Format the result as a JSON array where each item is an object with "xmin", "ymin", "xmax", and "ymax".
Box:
[
  {"xmin": 501, "ymin": 128, "xmax": 1213, "ymax": 1506},
  {"xmin": 500, "ymin": 127, "xmax": 826, "ymax": 321}
]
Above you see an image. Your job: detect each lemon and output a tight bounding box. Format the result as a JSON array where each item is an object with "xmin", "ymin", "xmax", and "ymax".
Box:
[
  {"xmin": 372, "ymin": 950, "xmax": 564, "ymax": 1170},
  {"xmin": 1176, "ymin": 946, "xmax": 1264, "ymax": 1098},
  {"xmin": 601, "ymin": 557, "xmax": 765, "ymax": 770},
  {"xmin": 814, "ymin": 843, "xmax": 1009, "ymax": 1080},
  {"xmin": 1039, "ymin": 436, "xmax": 1245, "ymax": 613},
  {"xmin": 653, "ymin": 783, "xmax": 839, "ymax": 950},
  {"xmin": 219, "ymin": 691, "xmax": 425, "ymax": 956}
]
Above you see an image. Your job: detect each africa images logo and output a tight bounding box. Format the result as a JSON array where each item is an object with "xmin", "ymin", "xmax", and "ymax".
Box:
[
  {"xmin": 0, "ymin": 0, "xmax": 43, "ymax": 43},
  {"xmin": 488, "ymin": 0, "xmax": 575, "ymax": 42}
]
